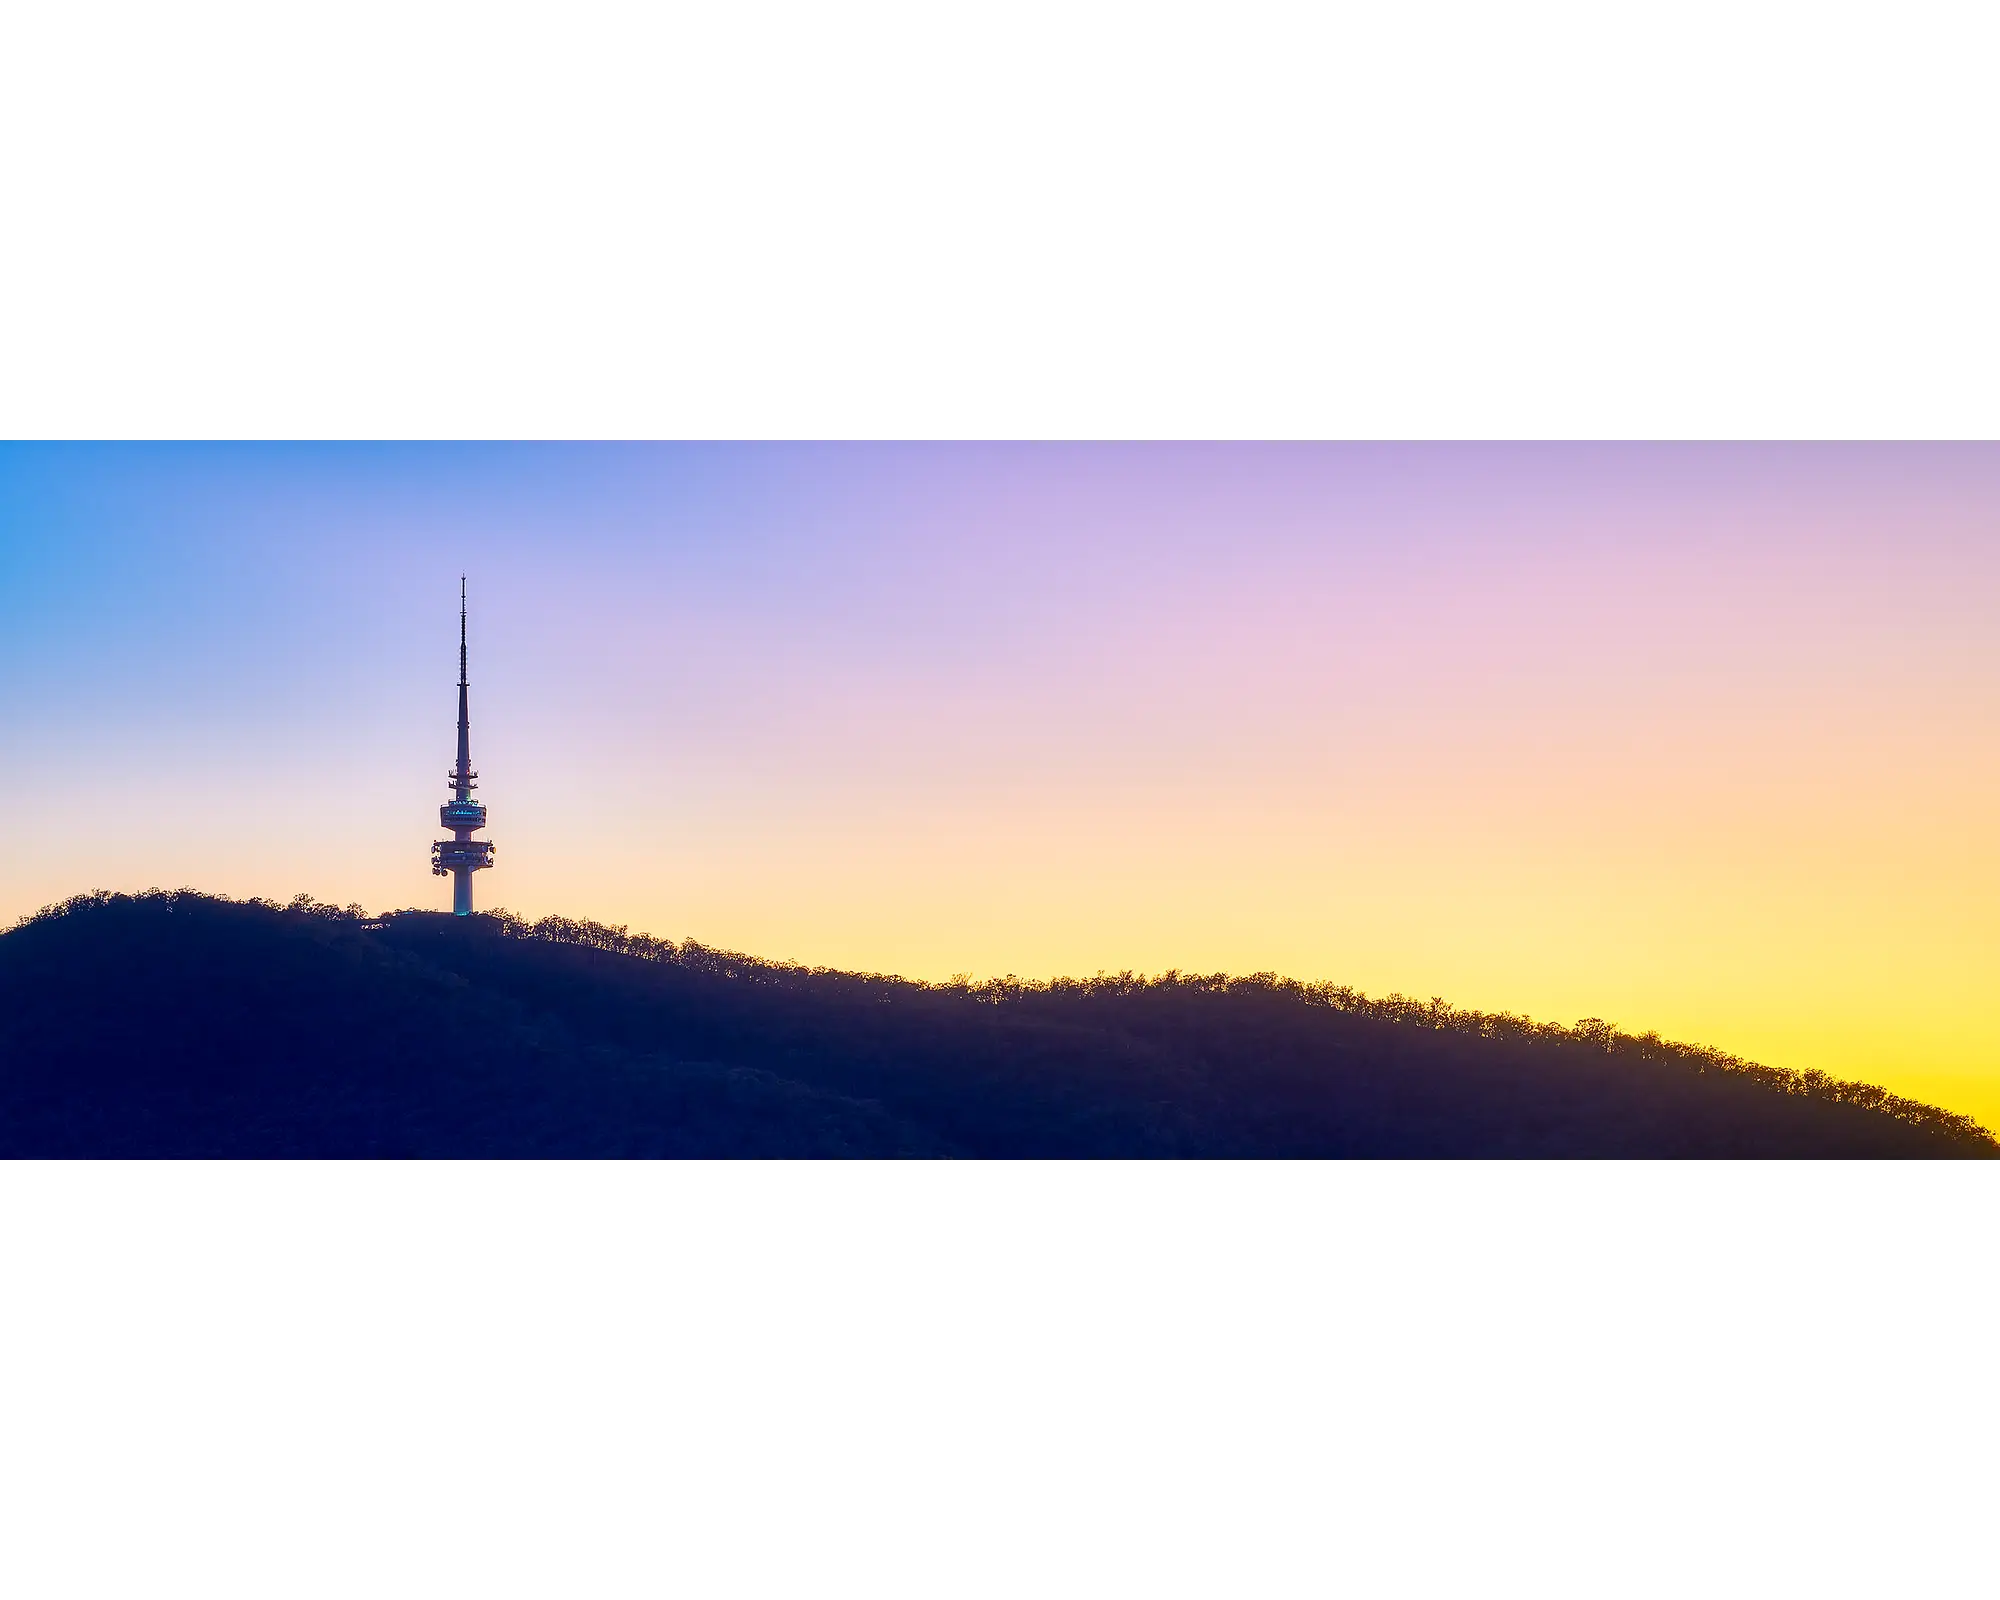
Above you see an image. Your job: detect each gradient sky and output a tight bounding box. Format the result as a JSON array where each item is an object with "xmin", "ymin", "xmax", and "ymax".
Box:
[{"xmin": 3, "ymin": 443, "xmax": 1996, "ymax": 1126}]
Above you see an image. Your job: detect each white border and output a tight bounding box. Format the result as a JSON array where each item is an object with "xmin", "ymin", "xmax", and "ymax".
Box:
[
  {"xmin": 0, "ymin": 1161, "xmax": 1990, "ymax": 1597},
  {"xmin": 2, "ymin": 3, "xmax": 1995, "ymax": 438}
]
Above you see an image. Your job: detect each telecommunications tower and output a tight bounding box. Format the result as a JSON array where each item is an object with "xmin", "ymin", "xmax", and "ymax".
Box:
[{"xmin": 431, "ymin": 578, "xmax": 495, "ymax": 914}]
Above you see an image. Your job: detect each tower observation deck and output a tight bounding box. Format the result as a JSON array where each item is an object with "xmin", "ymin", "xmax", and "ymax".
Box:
[{"xmin": 432, "ymin": 577, "xmax": 495, "ymax": 914}]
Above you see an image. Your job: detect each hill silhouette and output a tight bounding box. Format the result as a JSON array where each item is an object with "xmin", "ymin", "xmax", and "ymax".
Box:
[{"xmin": 1, "ymin": 889, "xmax": 1990, "ymax": 1158}]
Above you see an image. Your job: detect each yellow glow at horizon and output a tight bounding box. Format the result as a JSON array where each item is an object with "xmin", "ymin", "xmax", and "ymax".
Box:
[{"xmin": 480, "ymin": 746, "xmax": 2000, "ymax": 1134}]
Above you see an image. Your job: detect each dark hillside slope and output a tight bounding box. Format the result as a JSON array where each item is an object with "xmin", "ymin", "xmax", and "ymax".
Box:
[
  {"xmin": 1, "ymin": 892, "xmax": 1991, "ymax": 1158},
  {"xmin": 0, "ymin": 894, "xmax": 936, "ymax": 1156}
]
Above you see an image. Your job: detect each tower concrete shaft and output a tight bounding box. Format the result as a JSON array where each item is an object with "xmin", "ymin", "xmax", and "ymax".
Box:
[{"xmin": 432, "ymin": 577, "xmax": 495, "ymax": 912}]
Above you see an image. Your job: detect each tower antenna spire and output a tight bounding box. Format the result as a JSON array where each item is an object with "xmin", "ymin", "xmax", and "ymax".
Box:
[{"xmin": 433, "ymin": 577, "xmax": 495, "ymax": 913}]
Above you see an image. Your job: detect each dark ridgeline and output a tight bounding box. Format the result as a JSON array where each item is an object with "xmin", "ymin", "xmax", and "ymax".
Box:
[{"xmin": 0, "ymin": 890, "xmax": 1990, "ymax": 1159}]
